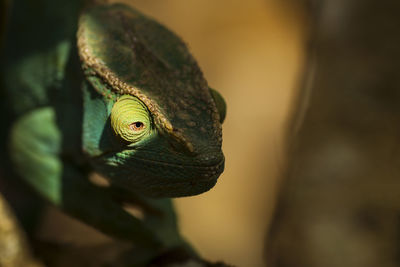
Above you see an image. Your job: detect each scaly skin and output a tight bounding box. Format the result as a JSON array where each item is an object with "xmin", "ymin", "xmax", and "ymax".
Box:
[{"xmin": 0, "ymin": 0, "xmax": 226, "ymax": 265}]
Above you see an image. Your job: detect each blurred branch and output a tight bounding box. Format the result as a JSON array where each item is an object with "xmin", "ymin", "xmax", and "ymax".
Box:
[
  {"xmin": 0, "ymin": 194, "xmax": 43, "ymax": 267},
  {"xmin": 266, "ymin": 1, "xmax": 400, "ymax": 267}
]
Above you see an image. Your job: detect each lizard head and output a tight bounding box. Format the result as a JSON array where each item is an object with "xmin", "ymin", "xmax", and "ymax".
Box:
[{"xmin": 78, "ymin": 3, "xmax": 226, "ymax": 197}]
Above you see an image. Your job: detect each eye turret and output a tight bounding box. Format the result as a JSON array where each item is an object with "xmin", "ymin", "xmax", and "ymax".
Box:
[{"xmin": 111, "ymin": 95, "xmax": 153, "ymax": 143}]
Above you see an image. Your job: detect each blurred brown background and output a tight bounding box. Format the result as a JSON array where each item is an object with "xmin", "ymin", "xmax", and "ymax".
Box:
[
  {"xmin": 9, "ymin": 1, "xmax": 400, "ymax": 266},
  {"xmin": 106, "ymin": 1, "xmax": 306, "ymax": 266}
]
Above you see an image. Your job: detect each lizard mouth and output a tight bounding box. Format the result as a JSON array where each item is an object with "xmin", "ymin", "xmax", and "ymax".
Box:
[
  {"xmin": 137, "ymin": 158, "xmax": 225, "ymax": 198},
  {"xmin": 94, "ymin": 149, "xmax": 225, "ymax": 198},
  {"xmin": 128, "ymin": 152, "xmax": 225, "ymax": 182},
  {"xmin": 128, "ymin": 154, "xmax": 225, "ymax": 172}
]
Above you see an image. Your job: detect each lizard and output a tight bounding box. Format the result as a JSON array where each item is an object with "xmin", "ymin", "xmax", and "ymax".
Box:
[{"xmin": 0, "ymin": 0, "xmax": 226, "ymax": 265}]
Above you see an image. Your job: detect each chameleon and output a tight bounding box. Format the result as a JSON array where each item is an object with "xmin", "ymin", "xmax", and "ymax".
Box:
[{"xmin": 0, "ymin": 0, "xmax": 226, "ymax": 265}]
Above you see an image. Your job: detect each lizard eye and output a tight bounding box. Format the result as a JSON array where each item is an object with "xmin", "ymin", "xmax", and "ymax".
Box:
[
  {"xmin": 130, "ymin": 122, "xmax": 145, "ymax": 131},
  {"xmin": 111, "ymin": 95, "xmax": 152, "ymax": 143}
]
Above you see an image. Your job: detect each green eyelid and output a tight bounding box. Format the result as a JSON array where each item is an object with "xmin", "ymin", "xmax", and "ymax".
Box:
[{"xmin": 111, "ymin": 95, "xmax": 153, "ymax": 143}]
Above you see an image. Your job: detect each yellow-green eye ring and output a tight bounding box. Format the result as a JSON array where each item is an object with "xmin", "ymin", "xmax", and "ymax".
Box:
[{"xmin": 111, "ymin": 95, "xmax": 152, "ymax": 143}]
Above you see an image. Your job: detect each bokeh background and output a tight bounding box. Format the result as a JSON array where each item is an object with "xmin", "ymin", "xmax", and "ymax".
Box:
[
  {"xmin": 5, "ymin": 1, "xmax": 398, "ymax": 266},
  {"xmin": 107, "ymin": 1, "xmax": 306, "ymax": 266}
]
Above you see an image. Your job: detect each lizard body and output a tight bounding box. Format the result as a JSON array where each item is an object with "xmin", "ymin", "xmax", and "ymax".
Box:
[{"xmin": 0, "ymin": 0, "xmax": 226, "ymax": 264}]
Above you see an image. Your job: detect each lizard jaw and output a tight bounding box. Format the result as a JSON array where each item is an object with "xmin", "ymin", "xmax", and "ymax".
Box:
[{"xmin": 93, "ymin": 150, "xmax": 225, "ymax": 198}]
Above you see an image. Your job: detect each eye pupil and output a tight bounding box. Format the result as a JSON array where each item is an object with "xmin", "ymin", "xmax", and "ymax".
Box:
[{"xmin": 130, "ymin": 122, "xmax": 145, "ymax": 131}]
